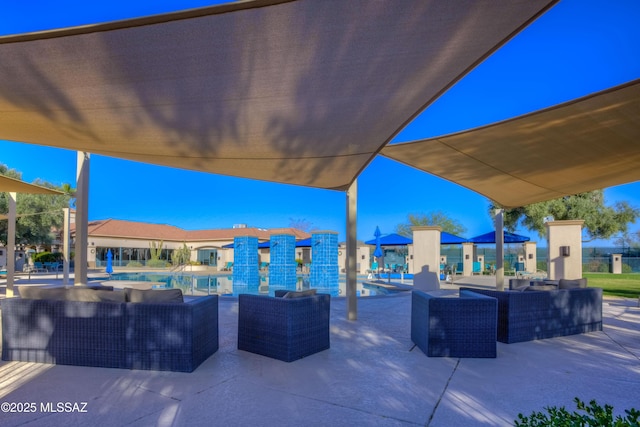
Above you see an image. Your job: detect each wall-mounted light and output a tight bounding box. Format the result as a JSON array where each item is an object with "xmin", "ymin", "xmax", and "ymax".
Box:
[
  {"xmin": 410, "ymin": 255, "xmax": 413, "ymax": 260},
  {"xmin": 465, "ymin": 254, "xmax": 469, "ymax": 260},
  {"xmin": 615, "ymin": 256, "xmax": 619, "ymax": 262},
  {"xmin": 528, "ymin": 253, "xmax": 533, "ymax": 259},
  {"xmin": 361, "ymin": 255, "xmax": 365, "ymax": 260},
  {"xmin": 560, "ymin": 246, "xmax": 570, "ymax": 257}
]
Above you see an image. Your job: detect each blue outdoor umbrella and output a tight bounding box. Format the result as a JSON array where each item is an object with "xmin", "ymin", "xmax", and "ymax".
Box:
[
  {"xmin": 372, "ymin": 226, "xmax": 384, "ymax": 273},
  {"xmin": 106, "ymin": 249, "xmax": 113, "ymax": 275},
  {"xmin": 373, "ymin": 226, "xmax": 384, "ymax": 258}
]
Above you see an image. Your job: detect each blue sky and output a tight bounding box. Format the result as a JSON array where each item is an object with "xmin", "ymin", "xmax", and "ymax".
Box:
[{"xmin": 1, "ymin": 0, "xmax": 639, "ymax": 247}]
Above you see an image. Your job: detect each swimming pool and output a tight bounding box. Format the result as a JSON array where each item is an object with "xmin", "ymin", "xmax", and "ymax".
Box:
[{"xmin": 107, "ymin": 272, "xmax": 401, "ymax": 297}]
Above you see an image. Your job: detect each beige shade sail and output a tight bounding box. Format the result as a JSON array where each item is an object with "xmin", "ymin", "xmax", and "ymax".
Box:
[
  {"xmin": 0, "ymin": 0, "xmax": 557, "ymax": 191},
  {"xmin": 382, "ymin": 79, "xmax": 640, "ymax": 208},
  {"xmin": 0, "ymin": 174, "xmax": 63, "ymax": 195}
]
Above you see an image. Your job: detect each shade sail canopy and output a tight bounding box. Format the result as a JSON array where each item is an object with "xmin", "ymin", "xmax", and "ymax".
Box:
[
  {"xmin": 441, "ymin": 231, "xmax": 468, "ymax": 245},
  {"xmin": 223, "ymin": 238, "xmax": 311, "ymax": 249},
  {"xmin": 364, "ymin": 231, "xmax": 467, "ymax": 245},
  {"xmin": 469, "ymin": 231, "xmax": 530, "ymax": 244},
  {"xmin": 0, "ymin": 0, "xmax": 556, "ymax": 191},
  {"xmin": 294, "ymin": 238, "xmax": 312, "ymax": 248},
  {"xmin": 382, "ymin": 79, "xmax": 640, "ymax": 208},
  {"xmin": 0, "ymin": 175, "xmax": 63, "ymax": 195},
  {"xmin": 365, "ymin": 233, "xmax": 412, "ymax": 246},
  {"xmin": 222, "ymin": 242, "xmax": 270, "ymax": 249}
]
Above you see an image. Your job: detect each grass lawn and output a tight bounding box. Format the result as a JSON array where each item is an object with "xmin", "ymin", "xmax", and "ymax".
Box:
[{"xmin": 583, "ymin": 273, "xmax": 640, "ymax": 299}]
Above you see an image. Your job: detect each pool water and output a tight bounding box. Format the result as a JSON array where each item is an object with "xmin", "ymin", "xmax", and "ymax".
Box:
[{"xmin": 108, "ymin": 272, "xmax": 398, "ymax": 297}]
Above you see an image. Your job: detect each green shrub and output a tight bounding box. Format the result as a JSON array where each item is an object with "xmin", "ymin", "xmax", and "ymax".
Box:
[
  {"xmin": 33, "ymin": 252, "xmax": 63, "ymax": 263},
  {"xmin": 515, "ymin": 398, "xmax": 640, "ymax": 426},
  {"xmin": 622, "ymin": 263, "xmax": 633, "ymax": 274},
  {"xmin": 584, "ymin": 260, "xmax": 609, "ymax": 273},
  {"xmin": 146, "ymin": 259, "xmax": 169, "ymax": 268},
  {"xmin": 126, "ymin": 261, "xmax": 143, "ymax": 268}
]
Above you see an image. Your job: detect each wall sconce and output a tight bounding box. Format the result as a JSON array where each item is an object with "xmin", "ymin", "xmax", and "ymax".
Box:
[
  {"xmin": 361, "ymin": 255, "xmax": 365, "ymax": 260},
  {"xmin": 528, "ymin": 253, "xmax": 533, "ymax": 259},
  {"xmin": 615, "ymin": 256, "xmax": 619, "ymax": 262},
  {"xmin": 410, "ymin": 255, "xmax": 413, "ymax": 260},
  {"xmin": 465, "ymin": 254, "xmax": 469, "ymax": 260},
  {"xmin": 560, "ymin": 246, "xmax": 570, "ymax": 257}
]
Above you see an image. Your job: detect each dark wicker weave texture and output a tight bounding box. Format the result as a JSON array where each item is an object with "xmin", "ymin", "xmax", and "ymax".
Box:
[
  {"xmin": 411, "ymin": 290, "xmax": 497, "ymax": 358},
  {"xmin": 1, "ymin": 295, "xmax": 218, "ymax": 372},
  {"xmin": 459, "ymin": 287, "xmax": 603, "ymax": 344},
  {"xmin": 238, "ymin": 293, "xmax": 330, "ymax": 362}
]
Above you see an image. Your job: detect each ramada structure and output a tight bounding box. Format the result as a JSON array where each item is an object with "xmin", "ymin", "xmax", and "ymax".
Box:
[{"xmin": 3, "ymin": 0, "xmax": 640, "ymax": 318}]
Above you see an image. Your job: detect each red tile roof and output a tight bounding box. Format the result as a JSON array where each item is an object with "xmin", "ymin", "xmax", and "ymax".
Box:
[{"xmin": 72, "ymin": 219, "xmax": 311, "ymax": 242}]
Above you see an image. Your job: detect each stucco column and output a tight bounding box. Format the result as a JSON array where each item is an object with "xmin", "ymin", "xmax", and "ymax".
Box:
[
  {"xmin": 524, "ymin": 241, "xmax": 537, "ymax": 273},
  {"xmin": 610, "ymin": 254, "xmax": 622, "ymax": 274},
  {"xmin": 411, "ymin": 226, "xmax": 441, "ymax": 277},
  {"xmin": 462, "ymin": 242, "xmax": 474, "ymax": 276},
  {"xmin": 546, "ymin": 220, "xmax": 584, "ymax": 280}
]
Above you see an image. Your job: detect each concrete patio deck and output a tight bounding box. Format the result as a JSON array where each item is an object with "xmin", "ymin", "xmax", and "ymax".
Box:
[{"xmin": 1, "ymin": 275, "xmax": 639, "ymax": 426}]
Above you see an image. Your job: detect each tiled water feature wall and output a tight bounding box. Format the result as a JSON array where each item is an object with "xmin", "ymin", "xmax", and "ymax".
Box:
[
  {"xmin": 269, "ymin": 234, "xmax": 297, "ymax": 290},
  {"xmin": 233, "ymin": 235, "xmax": 259, "ymax": 292},
  {"xmin": 310, "ymin": 231, "xmax": 338, "ymax": 289}
]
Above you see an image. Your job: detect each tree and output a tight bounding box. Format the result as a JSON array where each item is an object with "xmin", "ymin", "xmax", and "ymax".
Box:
[
  {"xmin": 613, "ymin": 232, "xmax": 635, "ymax": 255},
  {"xmin": 0, "ymin": 166, "xmax": 73, "ymax": 247},
  {"xmin": 289, "ymin": 217, "xmax": 315, "ymax": 232},
  {"xmin": 396, "ymin": 211, "xmax": 466, "ymax": 237},
  {"xmin": 489, "ymin": 190, "xmax": 639, "ymax": 241}
]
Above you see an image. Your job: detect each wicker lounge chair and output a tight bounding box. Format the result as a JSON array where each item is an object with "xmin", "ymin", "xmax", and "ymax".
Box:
[
  {"xmin": 238, "ymin": 290, "xmax": 330, "ymax": 362},
  {"xmin": 411, "ymin": 289, "xmax": 498, "ymax": 358}
]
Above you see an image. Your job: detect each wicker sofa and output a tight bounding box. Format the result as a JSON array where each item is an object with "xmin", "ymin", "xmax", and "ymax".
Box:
[
  {"xmin": 238, "ymin": 290, "xmax": 331, "ymax": 362},
  {"xmin": 459, "ymin": 286, "xmax": 602, "ymax": 344},
  {"xmin": 1, "ymin": 286, "xmax": 218, "ymax": 372},
  {"xmin": 411, "ymin": 289, "xmax": 498, "ymax": 358}
]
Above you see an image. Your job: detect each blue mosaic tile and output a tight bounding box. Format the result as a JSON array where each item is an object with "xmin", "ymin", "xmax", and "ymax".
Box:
[{"xmin": 233, "ymin": 236, "xmax": 259, "ymax": 290}]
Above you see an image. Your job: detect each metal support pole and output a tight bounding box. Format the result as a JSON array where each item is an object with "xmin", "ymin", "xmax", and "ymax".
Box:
[
  {"xmin": 346, "ymin": 180, "xmax": 358, "ymax": 320},
  {"xmin": 6, "ymin": 192, "xmax": 16, "ymax": 298},
  {"xmin": 75, "ymin": 152, "xmax": 90, "ymax": 286},
  {"xmin": 63, "ymin": 207, "xmax": 70, "ymax": 285},
  {"xmin": 495, "ymin": 208, "xmax": 505, "ymax": 291}
]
